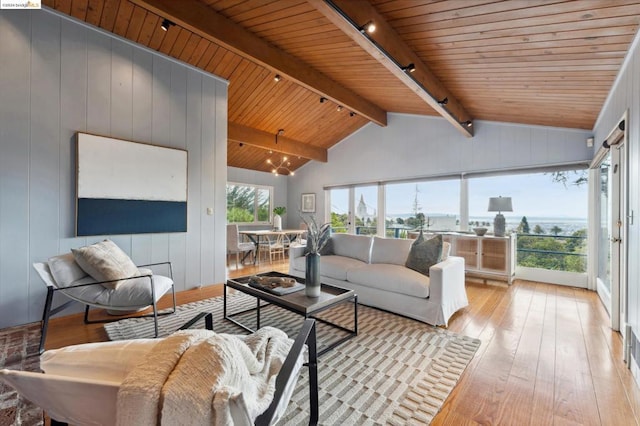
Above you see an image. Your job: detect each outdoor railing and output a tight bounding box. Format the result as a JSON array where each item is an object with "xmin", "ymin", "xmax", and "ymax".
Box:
[{"xmin": 515, "ymin": 233, "xmax": 587, "ymax": 273}]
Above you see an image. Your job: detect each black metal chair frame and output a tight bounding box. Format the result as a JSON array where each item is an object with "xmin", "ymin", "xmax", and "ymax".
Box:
[{"xmin": 39, "ymin": 262, "xmax": 177, "ymax": 354}]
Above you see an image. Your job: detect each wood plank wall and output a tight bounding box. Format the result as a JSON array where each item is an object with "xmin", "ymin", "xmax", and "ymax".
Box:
[{"xmin": 0, "ymin": 10, "xmax": 228, "ymax": 328}]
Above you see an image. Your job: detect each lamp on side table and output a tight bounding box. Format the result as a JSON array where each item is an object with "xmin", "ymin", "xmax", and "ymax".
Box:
[{"xmin": 488, "ymin": 196, "xmax": 513, "ymax": 237}]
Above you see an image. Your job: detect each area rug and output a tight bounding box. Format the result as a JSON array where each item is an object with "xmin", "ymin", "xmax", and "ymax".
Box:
[
  {"xmin": 105, "ymin": 293, "xmax": 480, "ymax": 424},
  {"xmin": 0, "ymin": 323, "xmax": 43, "ymax": 426}
]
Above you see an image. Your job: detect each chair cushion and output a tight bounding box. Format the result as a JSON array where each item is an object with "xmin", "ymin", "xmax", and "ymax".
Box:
[
  {"xmin": 61, "ymin": 269, "xmax": 172, "ymax": 309},
  {"xmin": 72, "ymin": 240, "xmax": 140, "ymax": 290},
  {"xmin": 330, "ymin": 234, "xmax": 372, "ymax": 263},
  {"xmin": 405, "ymin": 233, "xmax": 442, "ymax": 277},
  {"xmin": 346, "ymin": 263, "xmax": 430, "ymax": 298},
  {"xmin": 48, "ymin": 253, "xmax": 88, "ymax": 288},
  {"xmin": 370, "ymin": 237, "xmax": 413, "ymax": 265}
]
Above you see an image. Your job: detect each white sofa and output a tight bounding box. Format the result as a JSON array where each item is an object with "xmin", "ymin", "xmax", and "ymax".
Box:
[{"xmin": 289, "ymin": 233, "xmax": 468, "ymax": 326}]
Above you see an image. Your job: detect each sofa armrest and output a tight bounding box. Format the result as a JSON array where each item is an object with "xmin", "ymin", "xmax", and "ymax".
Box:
[
  {"xmin": 289, "ymin": 245, "xmax": 306, "ymax": 267},
  {"xmin": 428, "ymin": 256, "xmax": 466, "ymax": 305}
]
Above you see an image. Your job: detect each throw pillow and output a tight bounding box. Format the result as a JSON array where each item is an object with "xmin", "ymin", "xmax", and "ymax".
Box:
[
  {"xmin": 48, "ymin": 253, "xmax": 88, "ymax": 288},
  {"xmin": 72, "ymin": 240, "xmax": 140, "ymax": 290},
  {"xmin": 405, "ymin": 233, "xmax": 443, "ymax": 277}
]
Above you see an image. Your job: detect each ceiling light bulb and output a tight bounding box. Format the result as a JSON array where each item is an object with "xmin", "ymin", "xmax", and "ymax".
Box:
[
  {"xmin": 266, "ymin": 159, "xmax": 272, "ymax": 164},
  {"xmin": 402, "ymin": 63, "xmax": 416, "ymax": 73},
  {"xmin": 161, "ymin": 19, "xmax": 174, "ymax": 31},
  {"xmin": 283, "ymin": 156, "xmax": 288, "ymax": 161},
  {"xmin": 290, "ymin": 171, "xmax": 295, "ymax": 176},
  {"xmin": 274, "ymin": 74, "xmax": 281, "ymax": 82},
  {"xmin": 359, "ymin": 21, "xmax": 376, "ymax": 34}
]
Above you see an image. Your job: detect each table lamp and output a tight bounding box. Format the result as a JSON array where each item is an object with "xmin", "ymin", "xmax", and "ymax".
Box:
[{"xmin": 488, "ymin": 196, "xmax": 512, "ymax": 237}]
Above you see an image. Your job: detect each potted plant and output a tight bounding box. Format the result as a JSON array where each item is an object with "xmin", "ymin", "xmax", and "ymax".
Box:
[
  {"xmin": 273, "ymin": 206, "xmax": 286, "ymax": 231},
  {"xmin": 300, "ymin": 214, "xmax": 331, "ymax": 297}
]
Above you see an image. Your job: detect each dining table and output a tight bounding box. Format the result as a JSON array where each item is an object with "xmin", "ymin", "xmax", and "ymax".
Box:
[{"xmin": 239, "ymin": 229, "xmax": 306, "ymax": 264}]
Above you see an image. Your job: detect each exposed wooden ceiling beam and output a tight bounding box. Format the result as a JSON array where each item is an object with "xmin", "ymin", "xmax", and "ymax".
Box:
[
  {"xmin": 309, "ymin": 0, "xmax": 474, "ymax": 137},
  {"xmin": 228, "ymin": 123, "xmax": 328, "ymax": 163},
  {"xmin": 129, "ymin": 0, "xmax": 387, "ymax": 127}
]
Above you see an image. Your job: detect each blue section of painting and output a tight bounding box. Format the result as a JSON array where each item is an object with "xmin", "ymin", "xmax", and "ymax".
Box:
[{"xmin": 77, "ymin": 199, "xmax": 187, "ymax": 236}]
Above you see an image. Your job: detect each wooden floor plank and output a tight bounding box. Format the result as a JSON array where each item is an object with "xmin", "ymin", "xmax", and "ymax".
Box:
[{"xmin": 39, "ymin": 263, "xmax": 640, "ymax": 425}]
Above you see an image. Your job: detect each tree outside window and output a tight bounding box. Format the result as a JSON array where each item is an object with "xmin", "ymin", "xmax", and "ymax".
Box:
[{"xmin": 227, "ymin": 183, "xmax": 272, "ymax": 224}]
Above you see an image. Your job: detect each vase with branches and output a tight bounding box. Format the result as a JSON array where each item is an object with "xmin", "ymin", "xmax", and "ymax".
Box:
[{"xmin": 300, "ymin": 214, "xmax": 331, "ymax": 297}]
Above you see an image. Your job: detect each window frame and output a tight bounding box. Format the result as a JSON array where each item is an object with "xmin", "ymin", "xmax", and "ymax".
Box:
[{"xmin": 226, "ymin": 182, "xmax": 274, "ymax": 225}]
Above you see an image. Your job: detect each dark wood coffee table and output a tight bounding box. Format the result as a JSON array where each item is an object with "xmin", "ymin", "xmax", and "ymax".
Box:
[{"xmin": 225, "ymin": 271, "xmax": 357, "ymax": 355}]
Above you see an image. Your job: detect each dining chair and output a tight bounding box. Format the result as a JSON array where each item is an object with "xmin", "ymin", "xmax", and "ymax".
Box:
[
  {"xmin": 258, "ymin": 233, "xmax": 286, "ymax": 263},
  {"xmin": 227, "ymin": 224, "xmax": 256, "ymax": 268}
]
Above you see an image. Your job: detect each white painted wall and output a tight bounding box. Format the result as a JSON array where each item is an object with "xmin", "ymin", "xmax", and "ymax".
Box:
[
  {"xmin": 0, "ymin": 10, "xmax": 228, "ymax": 328},
  {"xmin": 288, "ymin": 114, "xmax": 593, "ymax": 222},
  {"xmin": 592, "ymin": 31, "xmax": 640, "ymax": 356}
]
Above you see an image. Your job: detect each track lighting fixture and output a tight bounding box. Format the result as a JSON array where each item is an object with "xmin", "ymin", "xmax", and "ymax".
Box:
[
  {"xmin": 161, "ymin": 19, "xmax": 175, "ymax": 31},
  {"xmin": 337, "ymin": 105, "xmax": 343, "ymax": 112},
  {"xmin": 461, "ymin": 120, "xmax": 473, "ymax": 128},
  {"xmin": 349, "ymin": 112, "xmax": 356, "ymax": 117},
  {"xmin": 320, "ymin": 97, "xmax": 327, "ymax": 103},
  {"xmin": 274, "ymin": 74, "xmax": 281, "ymax": 82},
  {"xmin": 401, "ymin": 63, "xmax": 416, "ymax": 73},
  {"xmin": 266, "ymin": 156, "xmax": 294, "ymax": 176},
  {"xmin": 239, "ymin": 143, "xmax": 243, "ymax": 147},
  {"xmin": 359, "ymin": 21, "xmax": 376, "ymax": 34},
  {"xmin": 438, "ymin": 97, "xmax": 448, "ymax": 106},
  {"xmin": 275, "ymin": 129, "xmax": 284, "ymax": 144}
]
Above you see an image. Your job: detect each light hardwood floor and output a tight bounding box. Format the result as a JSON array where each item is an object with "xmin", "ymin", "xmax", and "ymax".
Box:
[{"xmin": 45, "ymin": 259, "xmax": 640, "ymax": 425}]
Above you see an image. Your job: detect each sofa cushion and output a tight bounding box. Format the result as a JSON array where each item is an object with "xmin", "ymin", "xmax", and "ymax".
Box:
[
  {"xmin": 320, "ymin": 255, "xmax": 366, "ymax": 281},
  {"xmin": 72, "ymin": 240, "xmax": 140, "ymax": 290},
  {"xmin": 405, "ymin": 234, "xmax": 442, "ymax": 277},
  {"xmin": 346, "ymin": 263, "xmax": 430, "ymax": 298},
  {"xmin": 370, "ymin": 237, "xmax": 413, "ymax": 265},
  {"xmin": 48, "ymin": 253, "xmax": 88, "ymax": 288},
  {"xmin": 330, "ymin": 234, "xmax": 372, "ymax": 263}
]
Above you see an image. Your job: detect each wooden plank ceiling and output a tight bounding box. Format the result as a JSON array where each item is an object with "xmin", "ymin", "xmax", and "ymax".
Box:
[{"xmin": 43, "ymin": 0, "xmax": 640, "ymax": 174}]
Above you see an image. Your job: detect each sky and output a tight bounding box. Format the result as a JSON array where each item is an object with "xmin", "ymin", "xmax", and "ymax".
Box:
[{"xmin": 331, "ymin": 171, "xmax": 589, "ymax": 219}]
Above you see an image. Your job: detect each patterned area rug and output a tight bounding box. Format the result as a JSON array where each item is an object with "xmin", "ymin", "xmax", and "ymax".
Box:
[
  {"xmin": 0, "ymin": 323, "xmax": 43, "ymax": 426},
  {"xmin": 106, "ymin": 292, "xmax": 480, "ymax": 424}
]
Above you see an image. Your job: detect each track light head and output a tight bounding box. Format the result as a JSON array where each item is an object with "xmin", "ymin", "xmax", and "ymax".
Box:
[
  {"xmin": 277, "ymin": 129, "xmax": 285, "ymax": 135},
  {"xmin": 359, "ymin": 21, "xmax": 376, "ymax": 34},
  {"xmin": 161, "ymin": 19, "xmax": 175, "ymax": 31},
  {"xmin": 320, "ymin": 97, "xmax": 327, "ymax": 103},
  {"xmin": 349, "ymin": 112, "xmax": 356, "ymax": 117},
  {"xmin": 401, "ymin": 63, "xmax": 416, "ymax": 73},
  {"xmin": 438, "ymin": 97, "xmax": 448, "ymax": 106},
  {"xmin": 337, "ymin": 105, "xmax": 343, "ymax": 112},
  {"xmin": 274, "ymin": 74, "xmax": 281, "ymax": 82},
  {"xmin": 461, "ymin": 120, "xmax": 473, "ymax": 128}
]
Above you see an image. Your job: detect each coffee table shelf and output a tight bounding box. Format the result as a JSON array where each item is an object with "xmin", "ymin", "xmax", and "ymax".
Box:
[{"xmin": 225, "ymin": 271, "xmax": 357, "ymax": 355}]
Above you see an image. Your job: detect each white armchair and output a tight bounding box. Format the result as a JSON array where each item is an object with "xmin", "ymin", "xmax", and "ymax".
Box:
[{"xmin": 34, "ymin": 240, "xmax": 176, "ymax": 353}]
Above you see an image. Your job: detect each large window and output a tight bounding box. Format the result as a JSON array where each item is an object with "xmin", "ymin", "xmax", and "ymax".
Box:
[
  {"xmin": 469, "ymin": 171, "xmax": 588, "ymax": 272},
  {"xmin": 226, "ymin": 182, "xmax": 272, "ymax": 224},
  {"xmin": 329, "ymin": 188, "xmax": 349, "ymax": 233},
  {"xmin": 385, "ymin": 180, "xmax": 460, "ymax": 237}
]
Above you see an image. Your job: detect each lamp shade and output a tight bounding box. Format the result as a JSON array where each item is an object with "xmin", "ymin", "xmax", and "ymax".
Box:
[{"xmin": 488, "ymin": 197, "xmax": 513, "ymax": 212}]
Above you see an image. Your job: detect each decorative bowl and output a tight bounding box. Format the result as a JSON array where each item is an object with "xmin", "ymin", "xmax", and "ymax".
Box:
[{"xmin": 473, "ymin": 227, "xmax": 488, "ymax": 236}]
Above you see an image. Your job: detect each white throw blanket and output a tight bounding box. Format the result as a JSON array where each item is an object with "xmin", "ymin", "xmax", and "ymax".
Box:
[{"xmin": 116, "ymin": 327, "xmax": 292, "ymax": 425}]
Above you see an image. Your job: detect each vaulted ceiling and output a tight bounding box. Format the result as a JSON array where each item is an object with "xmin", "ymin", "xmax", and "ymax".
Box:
[{"xmin": 43, "ymin": 0, "xmax": 640, "ymax": 174}]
